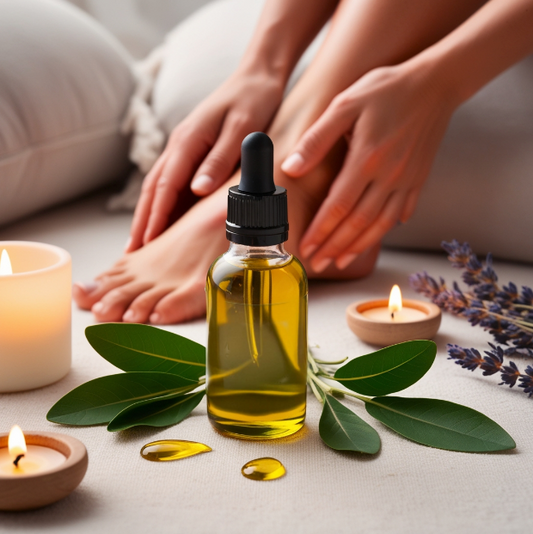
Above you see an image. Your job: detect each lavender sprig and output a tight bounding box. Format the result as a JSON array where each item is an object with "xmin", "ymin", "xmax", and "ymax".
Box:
[{"xmin": 410, "ymin": 240, "xmax": 533, "ymax": 398}]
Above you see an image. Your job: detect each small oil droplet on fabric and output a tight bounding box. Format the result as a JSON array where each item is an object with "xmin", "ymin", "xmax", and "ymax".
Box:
[
  {"xmin": 241, "ymin": 457, "xmax": 286, "ymax": 480},
  {"xmin": 140, "ymin": 440, "xmax": 212, "ymax": 462}
]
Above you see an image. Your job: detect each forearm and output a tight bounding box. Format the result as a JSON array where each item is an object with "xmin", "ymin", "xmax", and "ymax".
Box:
[
  {"xmin": 238, "ymin": 0, "xmax": 338, "ymax": 83},
  {"xmin": 293, "ymin": 0, "xmax": 486, "ymax": 110},
  {"xmin": 416, "ymin": 0, "xmax": 533, "ymax": 105}
]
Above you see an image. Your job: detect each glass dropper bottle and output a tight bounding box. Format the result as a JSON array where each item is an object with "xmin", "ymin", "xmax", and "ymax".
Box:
[{"xmin": 206, "ymin": 132, "xmax": 308, "ymax": 440}]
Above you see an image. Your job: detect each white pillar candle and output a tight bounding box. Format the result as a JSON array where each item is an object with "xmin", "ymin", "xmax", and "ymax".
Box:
[{"xmin": 0, "ymin": 241, "xmax": 71, "ymax": 392}]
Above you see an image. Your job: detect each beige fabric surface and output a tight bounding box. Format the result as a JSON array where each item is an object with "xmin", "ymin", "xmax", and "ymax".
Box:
[{"xmin": 0, "ymin": 192, "xmax": 531, "ymax": 533}]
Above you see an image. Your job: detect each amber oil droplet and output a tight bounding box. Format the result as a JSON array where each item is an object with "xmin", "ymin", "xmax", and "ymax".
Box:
[
  {"xmin": 140, "ymin": 440, "xmax": 212, "ymax": 462},
  {"xmin": 241, "ymin": 457, "xmax": 286, "ymax": 481}
]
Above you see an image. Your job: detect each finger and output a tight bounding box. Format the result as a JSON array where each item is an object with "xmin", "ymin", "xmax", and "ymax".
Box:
[
  {"xmin": 298, "ymin": 140, "xmax": 374, "ymax": 258},
  {"xmin": 400, "ymin": 187, "xmax": 421, "ymax": 223},
  {"xmin": 335, "ymin": 191, "xmax": 407, "ymax": 269},
  {"xmin": 309, "ymin": 182, "xmax": 389, "ymax": 272},
  {"xmin": 143, "ymin": 135, "xmax": 211, "ymax": 244},
  {"xmin": 281, "ymin": 93, "xmax": 359, "ymax": 177},
  {"xmin": 190, "ymin": 115, "xmax": 253, "ymax": 196},
  {"xmin": 127, "ymin": 154, "xmax": 168, "ymax": 252}
]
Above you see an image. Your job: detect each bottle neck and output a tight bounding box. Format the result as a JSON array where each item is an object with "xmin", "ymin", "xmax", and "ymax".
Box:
[{"xmin": 226, "ymin": 242, "xmax": 291, "ymax": 265}]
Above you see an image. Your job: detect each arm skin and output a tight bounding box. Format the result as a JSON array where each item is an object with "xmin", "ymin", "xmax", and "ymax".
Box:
[
  {"xmin": 282, "ymin": 0, "xmax": 533, "ymax": 272},
  {"xmin": 127, "ymin": 0, "xmax": 338, "ymax": 252}
]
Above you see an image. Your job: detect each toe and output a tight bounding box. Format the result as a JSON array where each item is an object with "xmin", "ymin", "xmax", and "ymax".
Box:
[
  {"xmin": 149, "ymin": 279, "xmax": 206, "ymax": 324},
  {"xmin": 92, "ymin": 282, "xmax": 153, "ymax": 322},
  {"xmin": 123, "ymin": 287, "xmax": 174, "ymax": 324},
  {"xmin": 73, "ymin": 275, "xmax": 133, "ymax": 310}
]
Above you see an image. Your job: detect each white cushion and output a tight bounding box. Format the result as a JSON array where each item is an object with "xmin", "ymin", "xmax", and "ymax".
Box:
[{"xmin": 0, "ymin": 0, "xmax": 135, "ymax": 226}]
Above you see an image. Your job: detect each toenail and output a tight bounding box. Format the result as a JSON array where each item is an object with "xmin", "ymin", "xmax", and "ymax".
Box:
[
  {"xmin": 313, "ymin": 257, "xmax": 332, "ymax": 273},
  {"xmin": 123, "ymin": 310, "xmax": 136, "ymax": 322},
  {"xmin": 149, "ymin": 313, "xmax": 161, "ymax": 324},
  {"xmin": 92, "ymin": 302, "xmax": 105, "ymax": 314},
  {"xmin": 74, "ymin": 281, "xmax": 98, "ymax": 294}
]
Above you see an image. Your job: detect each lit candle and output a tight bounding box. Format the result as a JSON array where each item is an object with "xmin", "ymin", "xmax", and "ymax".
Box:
[
  {"xmin": 0, "ymin": 427, "xmax": 88, "ymax": 511},
  {"xmin": 360, "ymin": 285, "xmax": 427, "ymax": 323},
  {"xmin": 346, "ymin": 285, "xmax": 441, "ymax": 346},
  {"xmin": 0, "ymin": 426, "xmax": 66, "ymax": 477},
  {"xmin": 0, "ymin": 241, "xmax": 71, "ymax": 392}
]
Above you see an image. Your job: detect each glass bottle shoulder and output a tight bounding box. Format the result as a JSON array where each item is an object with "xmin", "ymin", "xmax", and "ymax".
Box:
[{"xmin": 207, "ymin": 248, "xmax": 308, "ymax": 296}]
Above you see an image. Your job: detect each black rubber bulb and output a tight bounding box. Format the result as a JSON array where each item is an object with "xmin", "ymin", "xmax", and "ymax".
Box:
[{"xmin": 238, "ymin": 132, "xmax": 275, "ymax": 195}]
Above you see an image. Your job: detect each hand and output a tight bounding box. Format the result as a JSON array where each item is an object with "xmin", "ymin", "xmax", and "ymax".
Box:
[
  {"xmin": 281, "ymin": 62, "xmax": 457, "ymax": 272},
  {"xmin": 127, "ymin": 68, "xmax": 285, "ymax": 252}
]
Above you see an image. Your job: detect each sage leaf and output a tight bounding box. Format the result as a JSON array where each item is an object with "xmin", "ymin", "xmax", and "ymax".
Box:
[
  {"xmin": 107, "ymin": 390, "xmax": 205, "ymax": 432},
  {"xmin": 365, "ymin": 396, "xmax": 516, "ymax": 452},
  {"xmin": 47, "ymin": 372, "xmax": 198, "ymax": 426},
  {"xmin": 334, "ymin": 340, "xmax": 436, "ymax": 396},
  {"xmin": 319, "ymin": 394, "xmax": 381, "ymax": 454},
  {"xmin": 85, "ymin": 323, "xmax": 206, "ymax": 380}
]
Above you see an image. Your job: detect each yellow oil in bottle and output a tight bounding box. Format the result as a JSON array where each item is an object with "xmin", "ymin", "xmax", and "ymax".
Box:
[
  {"xmin": 140, "ymin": 440, "xmax": 212, "ymax": 462},
  {"xmin": 206, "ymin": 248, "xmax": 308, "ymax": 440},
  {"xmin": 241, "ymin": 457, "xmax": 286, "ymax": 481}
]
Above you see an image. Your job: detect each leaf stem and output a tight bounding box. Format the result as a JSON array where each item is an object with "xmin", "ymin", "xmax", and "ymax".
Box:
[
  {"xmin": 307, "ymin": 349, "xmax": 371, "ymax": 404},
  {"xmin": 312, "ymin": 356, "xmax": 349, "ymax": 365}
]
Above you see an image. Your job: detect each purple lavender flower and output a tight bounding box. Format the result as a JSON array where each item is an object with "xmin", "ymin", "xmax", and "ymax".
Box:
[
  {"xmin": 413, "ymin": 240, "xmax": 533, "ymax": 398},
  {"xmin": 499, "ymin": 361, "xmax": 520, "ymax": 387},
  {"xmin": 519, "ymin": 366, "xmax": 533, "ymax": 397}
]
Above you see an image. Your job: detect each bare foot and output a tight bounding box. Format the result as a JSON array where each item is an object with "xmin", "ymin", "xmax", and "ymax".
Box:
[{"xmin": 74, "ymin": 95, "xmax": 379, "ymax": 324}]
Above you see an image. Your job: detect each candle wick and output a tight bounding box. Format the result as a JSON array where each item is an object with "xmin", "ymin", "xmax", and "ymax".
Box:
[
  {"xmin": 13, "ymin": 454, "xmax": 24, "ymax": 468},
  {"xmin": 391, "ymin": 312, "xmax": 395, "ymax": 320}
]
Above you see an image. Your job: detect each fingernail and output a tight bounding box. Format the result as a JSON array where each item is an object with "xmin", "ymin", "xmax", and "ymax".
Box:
[
  {"xmin": 313, "ymin": 257, "xmax": 332, "ymax": 273},
  {"xmin": 92, "ymin": 301, "xmax": 105, "ymax": 314},
  {"xmin": 191, "ymin": 174, "xmax": 214, "ymax": 194},
  {"xmin": 124, "ymin": 236, "xmax": 132, "ymax": 252},
  {"xmin": 301, "ymin": 243, "xmax": 318, "ymax": 259},
  {"xmin": 123, "ymin": 309, "xmax": 136, "ymax": 322},
  {"xmin": 336, "ymin": 253, "xmax": 358, "ymax": 270},
  {"xmin": 281, "ymin": 153, "xmax": 305, "ymax": 174},
  {"xmin": 74, "ymin": 282, "xmax": 98, "ymax": 294},
  {"xmin": 149, "ymin": 313, "xmax": 161, "ymax": 324}
]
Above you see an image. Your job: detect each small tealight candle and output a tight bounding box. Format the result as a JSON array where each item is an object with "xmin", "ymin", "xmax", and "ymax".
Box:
[
  {"xmin": 0, "ymin": 241, "xmax": 71, "ymax": 392},
  {"xmin": 346, "ymin": 285, "xmax": 441, "ymax": 346},
  {"xmin": 0, "ymin": 425, "xmax": 66, "ymax": 477},
  {"xmin": 0, "ymin": 426, "xmax": 88, "ymax": 511}
]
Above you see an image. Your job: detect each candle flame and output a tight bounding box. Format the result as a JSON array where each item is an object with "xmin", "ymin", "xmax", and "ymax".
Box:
[
  {"xmin": 8, "ymin": 425, "xmax": 27, "ymax": 458},
  {"xmin": 389, "ymin": 285, "xmax": 403, "ymax": 317},
  {"xmin": 0, "ymin": 249, "xmax": 13, "ymax": 275}
]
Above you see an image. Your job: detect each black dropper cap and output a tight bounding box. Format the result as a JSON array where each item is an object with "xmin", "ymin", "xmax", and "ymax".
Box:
[{"xmin": 226, "ymin": 132, "xmax": 288, "ymax": 246}]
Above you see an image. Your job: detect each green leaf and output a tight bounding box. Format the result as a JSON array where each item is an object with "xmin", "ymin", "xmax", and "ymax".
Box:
[
  {"xmin": 365, "ymin": 396, "xmax": 516, "ymax": 452},
  {"xmin": 47, "ymin": 372, "xmax": 199, "ymax": 426},
  {"xmin": 107, "ymin": 390, "xmax": 205, "ymax": 432},
  {"xmin": 334, "ymin": 340, "xmax": 436, "ymax": 396},
  {"xmin": 319, "ymin": 394, "xmax": 381, "ymax": 454},
  {"xmin": 85, "ymin": 323, "xmax": 206, "ymax": 380}
]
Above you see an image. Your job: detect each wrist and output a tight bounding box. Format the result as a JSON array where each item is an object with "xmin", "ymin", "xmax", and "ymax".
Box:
[{"xmin": 403, "ymin": 49, "xmax": 467, "ymax": 111}]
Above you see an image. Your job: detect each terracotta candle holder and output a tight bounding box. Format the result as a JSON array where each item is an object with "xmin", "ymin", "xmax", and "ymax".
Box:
[
  {"xmin": 346, "ymin": 286, "xmax": 441, "ymax": 346},
  {"xmin": 0, "ymin": 431, "xmax": 88, "ymax": 511}
]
